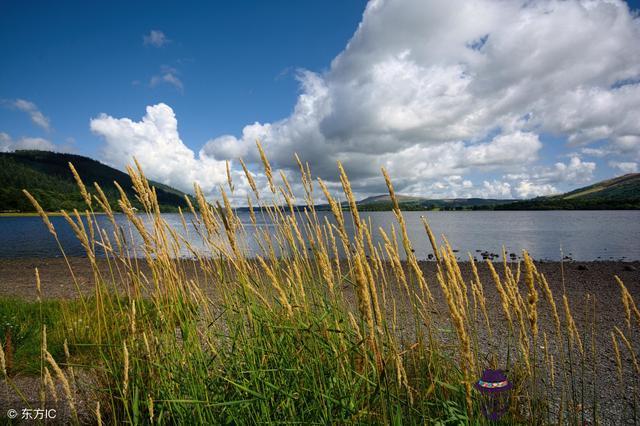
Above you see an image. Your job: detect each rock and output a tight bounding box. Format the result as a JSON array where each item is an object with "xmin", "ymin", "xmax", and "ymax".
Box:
[{"xmin": 577, "ymin": 264, "xmax": 588, "ymax": 271}]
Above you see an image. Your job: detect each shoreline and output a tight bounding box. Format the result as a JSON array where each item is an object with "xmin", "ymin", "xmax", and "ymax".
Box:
[
  {"xmin": 1, "ymin": 208, "xmax": 639, "ymax": 217},
  {"xmin": 0, "ymin": 257, "xmax": 637, "ymax": 300}
]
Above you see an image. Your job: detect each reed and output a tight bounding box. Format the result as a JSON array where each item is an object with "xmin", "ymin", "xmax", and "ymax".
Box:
[{"xmin": 6, "ymin": 147, "xmax": 637, "ymax": 424}]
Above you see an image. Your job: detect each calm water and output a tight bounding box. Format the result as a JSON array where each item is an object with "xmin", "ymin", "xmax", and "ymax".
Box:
[{"xmin": 0, "ymin": 211, "xmax": 638, "ymax": 261}]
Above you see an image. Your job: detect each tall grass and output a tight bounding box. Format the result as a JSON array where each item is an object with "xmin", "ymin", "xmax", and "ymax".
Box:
[{"xmin": 5, "ymin": 143, "xmax": 639, "ymax": 424}]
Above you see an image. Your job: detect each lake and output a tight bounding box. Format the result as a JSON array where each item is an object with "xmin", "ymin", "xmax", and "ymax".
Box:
[{"xmin": 0, "ymin": 210, "xmax": 638, "ymax": 261}]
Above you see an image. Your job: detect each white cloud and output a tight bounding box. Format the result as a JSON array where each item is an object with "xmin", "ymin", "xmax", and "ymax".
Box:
[
  {"xmin": 480, "ymin": 180, "xmax": 513, "ymax": 199},
  {"xmin": 535, "ymin": 156, "xmax": 597, "ymax": 184},
  {"xmin": 404, "ymin": 176, "xmax": 514, "ymax": 199},
  {"xmin": 414, "ymin": 155, "xmax": 597, "ymax": 199},
  {"xmin": 143, "ymin": 30, "xmax": 169, "ymax": 47},
  {"xmin": 90, "ymin": 104, "xmax": 227, "ymax": 195},
  {"xmin": 0, "ymin": 132, "xmax": 56, "ymax": 152},
  {"xmin": 504, "ymin": 156, "xmax": 596, "ymax": 197},
  {"xmin": 150, "ymin": 66, "xmax": 183, "ymax": 92},
  {"xmin": 11, "ymin": 99, "xmax": 51, "ymax": 131},
  {"xmin": 581, "ymin": 147, "xmax": 611, "ymax": 158},
  {"xmin": 94, "ymin": 0, "xmax": 639, "ymax": 201},
  {"xmin": 609, "ymin": 160, "xmax": 638, "ymax": 173},
  {"xmin": 199, "ymin": 0, "xmax": 640, "ymax": 196},
  {"xmin": 515, "ymin": 181, "xmax": 559, "ymax": 198}
]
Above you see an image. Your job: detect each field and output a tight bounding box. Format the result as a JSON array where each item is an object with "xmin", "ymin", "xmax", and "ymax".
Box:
[{"xmin": 1, "ymin": 148, "xmax": 639, "ymax": 424}]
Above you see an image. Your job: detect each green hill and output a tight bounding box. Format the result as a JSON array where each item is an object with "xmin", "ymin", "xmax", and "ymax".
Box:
[
  {"xmin": 496, "ymin": 173, "xmax": 640, "ymax": 210},
  {"xmin": 0, "ymin": 150, "xmax": 190, "ymax": 213},
  {"xmin": 355, "ymin": 195, "xmax": 515, "ymax": 211}
]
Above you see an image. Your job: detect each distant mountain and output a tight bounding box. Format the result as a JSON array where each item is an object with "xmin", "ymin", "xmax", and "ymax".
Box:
[
  {"xmin": 355, "ymin": 195, "xmax": 515, "ymax": 211},
  {"xmin": 496, "ymin": 173, "xmax": 640, "ymax": 210},
  {"xmin": 0, "ymin": 150, "xmax": 190, "ymax": 213},
  {"xmin": 359, "ymin": 194, "xmax": 426, "ymax": 204}
]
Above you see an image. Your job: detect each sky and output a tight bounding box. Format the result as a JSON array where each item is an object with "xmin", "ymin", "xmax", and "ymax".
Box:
[{"xmin": 1, "ymin": 0, "xmax": 640, "ymax": 203}]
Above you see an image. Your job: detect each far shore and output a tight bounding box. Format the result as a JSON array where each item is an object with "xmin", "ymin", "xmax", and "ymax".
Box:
[
  {"xmin": 0, "ymin": 212, "xmax": 109, "ymax": 217},
  {"xmin": 2, "ymin": 208, "xmax": 640, "ymax": 218}
]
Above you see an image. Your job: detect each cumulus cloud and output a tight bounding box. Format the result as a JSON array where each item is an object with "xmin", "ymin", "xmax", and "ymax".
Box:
[
  {"xmin": 609, "ymin": 160, "xmax": 638, "ymax": 173},
  {"xmin": 150, "ymin": 66, "xmax": 183, "ymax": 92},
  {"xmin": 8, "ymin": 99, "xmax": 51, "ymax": 131},
  {"xmin": 143, "ymin": 30, "xmax": 169, "ymax": 47},
  {"xmin": 90, "ymin": 104, "xmax": 228, "ymax": 195},
  {"xmin": 200, "ymin": 0, "xmax": 639, "ymax": 190},
  {"xmin": 514, "ymin": 181, "xmax": 559, "ymax": 198},
  {"xmin": 96, "ymin": 0, "xmax": 640, "ymax": 201},
  {"xmin": 502, "ymin": 156, "xmax": 595, "ymax": 197},
  {"xmin": 404, "ymin": 176, "xmax": 513, "ymax": 199},
  {"xmin": 530, "ymin": 156, "xmax": 597, "ymax": 185},
  {"xmin": 0, "ymin": 132, "xmax": 56, "ymax": 152},
  {"xmin": 417, "ymin": 155, "xmax": 596, "ymax": 199}
]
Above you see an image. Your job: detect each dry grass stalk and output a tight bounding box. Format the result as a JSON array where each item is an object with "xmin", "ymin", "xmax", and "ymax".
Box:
[
  {"xmin": 22, "ymin": 190, "xmax": 57, "ymax": 236},
  {"xmin": 537, "ymin": 272, "xmax": 562, "ymax": 339},
  {"xmin": 63, "ymin": 338, "xmax": 75, "ymax": 386},
  {"xmin": 611, "ymin": 332, "xmax": 623, "ymax": 382},
  {"xmin": 421, "ymin": 216, "xmax": 440, "ymax": 264},
  {"xmin": 0, "ymin": 338, "xmax": 6, "ymax": 376},
  {"xmin": 469, "ymin": 256, "xmax": 491, "ymax": 335},
  {"xmin": 44, "ymin": 367, "xmax": 58, "ymax": 402},
  {"xmin": 543, "ymin": 332, "xmax": 554, "ymax": 387},
  {"xmin": 562, "ymin": 295, "xmax": 583, "ymax": 354},
  {"xmin": 523, "ymin": 252, "xmax": 539, "ymax": 341},
  {"xmin": 44, "ymin": 350, "xmax": 76, "ymax": 417},
  {"xmin": 613, "ymin": 326, "xmax": 639, "ymax": 374},
  {"xmin": 338, "ymin": 162, "xmax": 363, "ymax": 241},
  {"xmin": 239, "ymin": 158, "xmax": 259, "ymax": 199},
  {"xmin": 226, "ymin": 160, "xmax": 234, "ymax": 193},
  {"xmin": 123, "ymin": 341, "xmax": 130, "ymax": 396},
  {"xmin": 256, "ymin": 140, "xmax": 275, "ymax": 193},
  {"xmin": 148, "ymin": 395, "xmax": 155, "ymax": 423},
  {"xmin": 68, "ymin": 162, "xmax": 92, "ymax": 207},
  {"xmin": 96, "ymin": 401, "xmax": 102, "ymax": 426},
  {"xmin": 280, "ymin": 170, "xmax": 295, "ymax": 201},
  {"xmin": 353, "ymin": 252, "xmax": 376, "ymax": 340},
  {"xmin": 486, "ymin": 260, "xmax": 513, "ymax": 328},
  {"xmin": 382, "ymin": 167, "xmax": 433, "ymax": 303},
  {"xmin": 93, "ymin": 182, "xmax": 114, "ymax": 221},
  {"xmin": 436, "ymin": 266, "xmax": 474, "ymax": 414},
  {"xmin": 615, "ymin": 275, "xmax": 640, "ymax": 329},
  {"xmin": 257, "ymin": 257, "xmax": 292, "ymax": 316},
  {"xmin": 35, "ymin": 267, "xmax": 42, "ymax": 301}
]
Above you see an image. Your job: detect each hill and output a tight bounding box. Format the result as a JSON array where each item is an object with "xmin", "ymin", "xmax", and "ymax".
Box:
[
  {"xmin": 496, "ymin": 173, "xmax": 640, "ymax": 210},
  {"xmin": 355, "ymin": 195, "xmax": 515, "ymax": 211},
  {"xmin": 0, "ymin": 150, "xmax": 190, "ymax": 213}
]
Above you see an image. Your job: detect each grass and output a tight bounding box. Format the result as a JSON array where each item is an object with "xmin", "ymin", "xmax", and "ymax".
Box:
[
  {"xmin": 1, "ymin": 142, "xmax": 639, "ymax": 424},
  {"xmin": 0, "ymin": 297, "xmax": 70, "ymax": 374},
  {"xmin": 0, "ymin": 296, "xmax": 138, "ymax": 375}
]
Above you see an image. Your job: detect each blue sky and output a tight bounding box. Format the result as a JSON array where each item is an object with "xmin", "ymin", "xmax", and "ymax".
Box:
[
  {"xmin": 1, "ymin": 0, "xmax": 640, "ymax": 201},
  {"xmin": 0, "ymin": 1, "xmax": 366, "ymax": 154}
]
